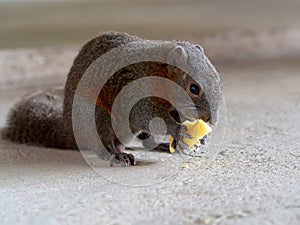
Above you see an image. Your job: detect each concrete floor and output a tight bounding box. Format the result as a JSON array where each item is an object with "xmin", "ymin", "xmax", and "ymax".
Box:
[{"xmin": 0, "ymin": 56, "xmax": 299, "ymax": 224}]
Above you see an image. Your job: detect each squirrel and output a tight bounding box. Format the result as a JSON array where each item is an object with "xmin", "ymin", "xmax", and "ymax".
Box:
[{"xmin": 3, "ymin": 31, "xmax": 222, "ymax": 166}]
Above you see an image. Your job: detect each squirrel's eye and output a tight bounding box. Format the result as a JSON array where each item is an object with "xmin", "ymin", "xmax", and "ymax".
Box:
[{"xmin": 190, "ymin": 84, "xmax": 200, "ymax": 95}]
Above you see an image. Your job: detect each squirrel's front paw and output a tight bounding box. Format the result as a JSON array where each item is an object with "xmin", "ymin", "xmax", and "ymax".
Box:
[
  {"xmin": 109, "ymin": 152, "xmax": 136, "ymax": 166},
  {"xmin": 171, "ymin": 125, "xmax": 191, "ymax": 154}
]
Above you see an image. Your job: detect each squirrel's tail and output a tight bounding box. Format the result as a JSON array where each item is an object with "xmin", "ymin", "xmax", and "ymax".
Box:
[{"xmin": 2, "ymin": 88, "xmax": 74, "ymax": 149}]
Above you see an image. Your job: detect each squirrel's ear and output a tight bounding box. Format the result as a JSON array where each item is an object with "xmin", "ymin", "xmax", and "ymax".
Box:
[{"xmin": 168, "ymin": 46, "xmax": 188, "ymax": 67}]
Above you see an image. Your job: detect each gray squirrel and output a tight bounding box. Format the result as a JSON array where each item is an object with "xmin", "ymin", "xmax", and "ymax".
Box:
[{"xmin": 3, "ymin": 31, "xmax": 222, "ymax": 166}]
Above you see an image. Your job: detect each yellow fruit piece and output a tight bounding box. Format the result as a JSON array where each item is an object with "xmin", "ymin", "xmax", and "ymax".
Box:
[{"xmin": 169, "ymin": 119, "xmax": 212, "ymax": 153}]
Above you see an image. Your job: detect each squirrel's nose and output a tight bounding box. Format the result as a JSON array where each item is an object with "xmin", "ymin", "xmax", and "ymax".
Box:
[{"xmin": 208, "ymin": 113, "xmax": 218, "ymax": 125}]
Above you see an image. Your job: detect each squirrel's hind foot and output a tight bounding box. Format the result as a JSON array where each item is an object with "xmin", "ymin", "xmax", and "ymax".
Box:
[{"xmin": 109, "ymin": 152, "xmax": 136, "ymax": 167}]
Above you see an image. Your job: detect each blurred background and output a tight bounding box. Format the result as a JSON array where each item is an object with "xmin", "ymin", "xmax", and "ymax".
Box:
[{"xmin": 1, "ymin": 0, "xmax": 300, "ymax": 49}]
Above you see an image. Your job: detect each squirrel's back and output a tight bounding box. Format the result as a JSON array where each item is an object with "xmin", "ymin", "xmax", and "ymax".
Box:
[{"xmin": 63, "ymin": 31, "xmax": 142, "ymax": 143}]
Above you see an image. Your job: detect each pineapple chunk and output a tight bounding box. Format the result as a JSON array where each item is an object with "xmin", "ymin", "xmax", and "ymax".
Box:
[{"xmin": 169, "ymin": 119, "xmax": 212, "ymax": 153}]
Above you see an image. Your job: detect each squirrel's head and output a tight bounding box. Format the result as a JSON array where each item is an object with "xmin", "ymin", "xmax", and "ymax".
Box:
[{"xmin": 166, "ymin": 42, "xmax": 222, "ymax": 125}]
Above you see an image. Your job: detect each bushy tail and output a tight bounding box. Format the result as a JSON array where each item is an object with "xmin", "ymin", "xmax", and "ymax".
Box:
[{"xmin": 2, "ymin": 88, "xmax": 74, "ymax": 149}]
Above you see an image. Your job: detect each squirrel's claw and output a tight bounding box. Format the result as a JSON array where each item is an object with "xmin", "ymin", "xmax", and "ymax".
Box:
[
  {"xmin": 109, "ymin": 152, "xmax": 136, "ymax": 167},
  {"xmin": 175, "ymin": 139, "xmax": 190, "ymax": 155}
]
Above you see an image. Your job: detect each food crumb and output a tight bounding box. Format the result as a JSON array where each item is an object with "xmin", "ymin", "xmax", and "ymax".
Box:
[
  {"xmin": 203, "ymin": 218, "xmax": 210, "ymax": 224},
  {"xmin": 181, "ymin": 164, "xmax": 189, "ymax": 169}
]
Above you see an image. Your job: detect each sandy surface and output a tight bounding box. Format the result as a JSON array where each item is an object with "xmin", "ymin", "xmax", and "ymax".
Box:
[{"xmin": 0, "ymin": 0, "xmax": 300, "ymax": 224}]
